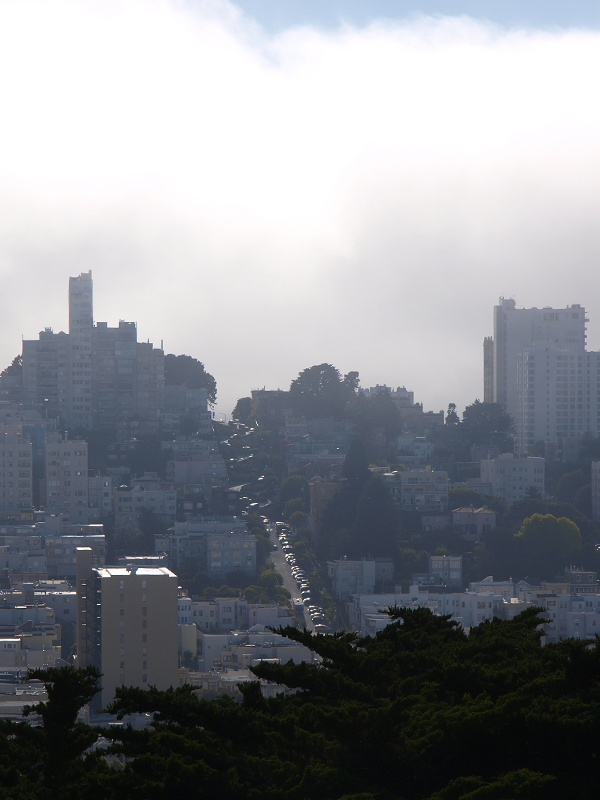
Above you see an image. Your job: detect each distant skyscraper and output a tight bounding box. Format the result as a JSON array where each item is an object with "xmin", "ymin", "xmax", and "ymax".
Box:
[
  {"xmin": 22, "ymin": 272, "xmax": 164, "ymax": 431},
  {"xmin": 484, "ymin": 298, "xmax": 599, "ymax": 453}
]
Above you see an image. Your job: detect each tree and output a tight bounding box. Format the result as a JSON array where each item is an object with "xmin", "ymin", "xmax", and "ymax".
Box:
[
  {"xmin": 289, "ymin": 363, "xmax": 358, "ymax": 419},
  {"xmin": 232, "ymin": 396, "xmax": 252, "ymax": 424},
  {"xmin": 352, "ymin": 475, "xmax": 398, "ymax": 558},
  {"xmin": 21, "ymin": 666, "xmax": 101, "ymax": 791},
  {"xmin": 515, "ymin": 513, "xmax": 582, "ymax": 580},
  {"xmin": 0, "ymin": 354, "xmax": 22, "ymax": 377},
  {"xmin": 164, "ymin": 353, "xmax": 217, "ymax": 405},
  {"xmin": 460, "ymin": 400, "xmax": 514, "ymax": 450},
  {"xmin": 574, "ymin": 484, "xmax": 592, "ymax": 518},
  {"xmin": 364, "ymin": 387, "xmax": 402, "ymax": 440},
  {"xmin": 104, "ymin": 607, "xmax": 600, "ymax": 800},
  {"xmin": 524, "ymin": 484, "xmax": 543, "ymax": 499},
  {"xmin": 279, "ymin": 474, "xmax": 309, "ymax": 505},
  {"xmin": 446, "ymin": 402, "xmax": 460, "ymax": 425},
  {"xmin": 341, "ymin": 438, "xmax": 370, "ymax": 494},
  {"xmin": 555, "ymin": 468, "xmax": 588, "ymax": 504}
]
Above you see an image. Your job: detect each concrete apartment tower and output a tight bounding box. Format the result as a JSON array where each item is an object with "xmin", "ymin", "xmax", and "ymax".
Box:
[
  {"xmin": 484, "ymin": 298, "xmax": 592, "ymax": 452},
  {"xmin": 76, "ymin": 547, "xmax": 178, "ymax": 707}
]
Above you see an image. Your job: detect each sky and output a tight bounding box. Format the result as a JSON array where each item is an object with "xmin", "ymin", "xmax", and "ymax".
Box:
[{"xmin": 2, "ymin": 0, "xmax": 600, "ymax": 421}]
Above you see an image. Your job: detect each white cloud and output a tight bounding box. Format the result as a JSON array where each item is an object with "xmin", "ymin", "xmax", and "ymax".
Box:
[{"xmin": 1, "ymin": 0, "xmax": 600, "ymax": 416}]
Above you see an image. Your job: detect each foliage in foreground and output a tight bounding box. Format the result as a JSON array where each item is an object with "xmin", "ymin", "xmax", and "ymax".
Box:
[{"xmin": 2, "ymin": 608, "xmax": 600, "ymax": 799}]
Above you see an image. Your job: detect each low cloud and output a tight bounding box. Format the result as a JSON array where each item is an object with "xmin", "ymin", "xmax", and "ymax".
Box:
[{"xmin": 1, "ymin": 1, "xmax": 599, "ymax": 416}]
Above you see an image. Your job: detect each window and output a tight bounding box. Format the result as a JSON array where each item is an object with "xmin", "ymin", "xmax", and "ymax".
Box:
[
  {"xmin": 142, "ymin": 634, "xmax": 147, "ymax": 642},
  {"xmin": 142, "ymin": 674, "xmax": 147, "ymax": 683},
  {"xmin": 142, "ymin": 607, "xmax": 147, "ymax": 616}
]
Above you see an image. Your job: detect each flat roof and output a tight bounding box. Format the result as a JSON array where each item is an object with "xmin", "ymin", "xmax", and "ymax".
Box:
[{"xmin": 97, "ymin": 567, "xmax": 176, "ymax": 578}]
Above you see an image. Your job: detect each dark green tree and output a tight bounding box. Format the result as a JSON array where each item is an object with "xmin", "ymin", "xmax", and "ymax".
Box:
[
  {"xmin": 21, "ymin": 666, "xmax": 101, "ymax": 793},
  {"xmin": 289, "ymin": 363, "xmax": 358, "ymax": 419},
  {"xmin": 232, "ymin": 396, "xmax": 252, "ymax": 424},
  {"xmin": 460, "ymin": 400, "xmax": 514, "ymax": 450},
  {"xmin": 446, "ymin": 402, "xmax": 460, "ymax": 425},
  {"xmin": 341, "ymin": 438, "xmax": 370, "ymax": 494},
  {"xmin": 0, "ymin": 354, "xmax": 22, "ymax": 377},
  {"xmin": 164, "ymin": 353, "xmax": 217, "ymax": 405},
  {"xmin": 352, "ymin": 475, "xmax": 398, "ymax": 558},
  {"xmin": 574, "ymin": 483, "xmax": 592, "ymax": 518},
  {"xmin": 515, "ymin": 513, "xmax": 582, "ymax": 580},
  {"xmin": 555, "ymin": 468, "xmax": 588, "ymax": 504},
  {"xmin": 279, "ymin": 474, "xmax": 310, "ymax": 506}
]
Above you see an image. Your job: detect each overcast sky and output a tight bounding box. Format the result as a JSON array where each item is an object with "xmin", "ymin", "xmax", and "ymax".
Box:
[{"xmin": 2, "ymin": 0, "xmax": 600, "ymax": 420}]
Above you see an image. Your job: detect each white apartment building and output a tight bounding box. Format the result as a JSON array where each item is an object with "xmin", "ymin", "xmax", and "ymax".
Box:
[
  {"xmin": 486, "ymin": 298, "xmax": 587, "ymax": 415},
  {"xmin": 44, "ymin": 434, "xmax": 89, "ymax": 522},
  {"xmin": 480, "ymin": 453, "xmax": 545, "ymax": 506},
  {"xmin": 0, "ymin": 434, "xmax": 32, "ymax": 516},
  {"xmin": 197, "ymin": 625, "xmax": 315, "ymax": 671},
  {"xmin": 348, "ymin": 587, "xmax": 507, "ymax": 636},
  {"xmin": 484, "ymin": 298, "xmax": 600, "ymax": 452}
]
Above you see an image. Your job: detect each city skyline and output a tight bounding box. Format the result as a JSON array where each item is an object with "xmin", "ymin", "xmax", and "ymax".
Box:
[{"xmin": 2, "ymin": 1, "xmax": 600, "ymax": 418}]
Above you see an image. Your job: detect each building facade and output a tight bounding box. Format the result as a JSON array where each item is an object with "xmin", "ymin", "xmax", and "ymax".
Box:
[
  {"xmin": 76, "ymin": 547, "xmax": 178, "ymax": 706},
  {"xmin": 484, "ymin": 298, "xmax": 600, "ymax": 453},
  {"xmin": 480, "ymin": 453, "xmax": 545, "ymax": 506},
  {"xmin": 44, "ymin": 434, "xmax": 89, "ymax": 522},
  {"xmin": 0, "ymin": 435, "xmax": 33, "ymax": 518}
]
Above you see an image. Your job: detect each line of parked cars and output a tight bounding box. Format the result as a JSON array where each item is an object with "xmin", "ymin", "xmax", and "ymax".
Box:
[{"xmin": 277, "ymin": 524, "xmax": 330, "ymax": 633}]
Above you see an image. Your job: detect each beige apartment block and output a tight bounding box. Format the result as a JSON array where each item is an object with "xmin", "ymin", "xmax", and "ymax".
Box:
[{"xmin": 76, "ymin": 547, "xmax": 178, "ymax": 707}]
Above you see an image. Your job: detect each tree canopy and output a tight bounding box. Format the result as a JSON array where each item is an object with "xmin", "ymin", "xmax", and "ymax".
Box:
[
  {"xmin": 515, "ymin": 513, "xmax": 582, "ymax": 581},
  {"xmin": 460, "ymin": 400, "xmax": 514, "ymax": 450},
  {"xmin": 3, "ymin": 609, "xmax": 599, "ymax": 799},
  {"xmin": 232, "ymin": 396, "xmax": 252, "ymax": 424},
  {"xmin": 0, "ymin": 354, "xmax": 21, "ymax": 377},
  {"xmin": 289, "ymin": 364, "xmax": 358, "ymax": 419},
  {"xmin": 164, "ymin": 353, "xmax": 217, "ymax": 405}
]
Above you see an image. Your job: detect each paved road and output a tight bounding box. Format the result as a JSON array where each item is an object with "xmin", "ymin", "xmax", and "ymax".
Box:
[{"xmin": 266, "ymin": 524, "xmax": 315, "ymax": 631}]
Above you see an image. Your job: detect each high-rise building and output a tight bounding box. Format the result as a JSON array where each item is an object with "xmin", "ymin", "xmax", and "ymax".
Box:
[
  {"xmin": 487, "ymin": 298, "xmax": 587, "ymax": 416},
  {"xmin": 76, "ymin": 547, "xmax": 178, "ymax": 707},
  {"xmin": 22, "ymin": 272, "xmax": 164, "ymax": 432},
  {"xmin": 484, "ymin": 298, "xmax": 596, "ymax": 452}
]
